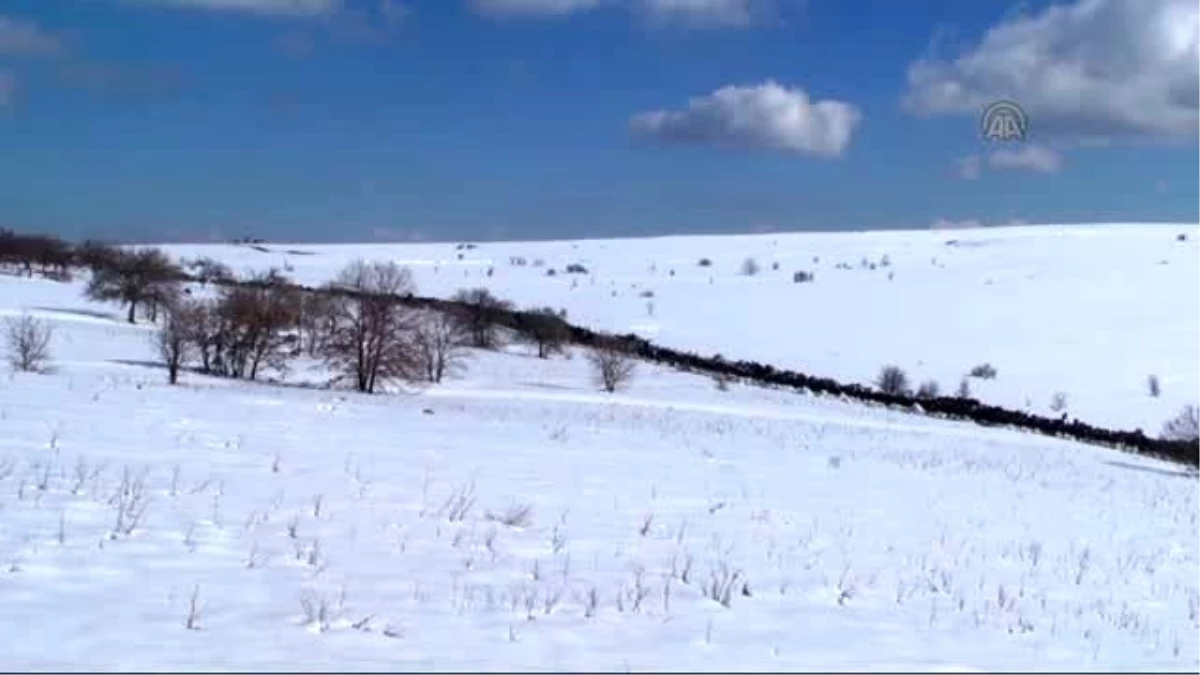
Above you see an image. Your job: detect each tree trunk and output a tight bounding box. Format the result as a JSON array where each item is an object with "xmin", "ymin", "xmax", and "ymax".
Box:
[
  {"xmin": 127, "ymin": 301, "xmax": 138, "ymax": 324},
  {"xmin": 168, "ymin": 362, "xmax": 179, "ymax": 385}
]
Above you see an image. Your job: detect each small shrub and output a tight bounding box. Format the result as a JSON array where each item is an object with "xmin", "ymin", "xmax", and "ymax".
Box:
[
  {"xmin": 565, "ymin": 263, "xmax": 588, "ymax": 275},
  {"xmin": 1161, "ymin": 404, "xmax": 1199, "ymax": 441},
  {"xmin": 916, "ymin": 379, "xmax": 940, "ymax": 399},
  {"xmin": 698, "ymin": 258, "xmax": 712, "ymax": 268},
  {"xmin": 968, "ymin": 363, "xmax": 998, "ymax": 379},
  {"xmin": 771, "ymin": 261, "xmax": 780, "ymax": 271},
  {"xmin": 956, "ymin": 377, "xmax": 971, "ymax": 398},
  {"xmin": 1177, "ymin": 233, "xmax": 1188, "ymax": 242},
  {"xmin": 1147, "ymin": 374, "xmax": 1161, "ymax": 398},
  {"xmin": 4, "ymin": 314, "xmax": 53, "ymax": 373},
  {"xmin": 792, "ymin": 270, "xmax": 814, "ymax": 283},
  {"xmin": 587, "ymin": 336, "xmax": 637, "ymax": 393},
  {"xmin": 1049, "ymin": 391, "xmax": 1068, "ymax": 413},
  {"xmin": 713, "ymin": 372, "xmax": 731, "ymax": 392},
  {"xmin": 876, "ymin": 365, "xmax": 910, "ymax": 396},
  {"xmin": 741, "ymin": 257, "xmax": 761, "ymax": 276},
  {"xmin": 545, "ymin": 268, "xmax": 557, "ymax": 277}
]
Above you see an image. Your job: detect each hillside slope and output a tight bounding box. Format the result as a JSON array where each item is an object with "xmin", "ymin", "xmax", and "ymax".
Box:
[
  {"xmin": 0, "ymin": 270, "xmax": 1196, "ymax": 671},
  {"xmin": 166, "ymin": 223, "xmax": 1200, "ymax": 433}
]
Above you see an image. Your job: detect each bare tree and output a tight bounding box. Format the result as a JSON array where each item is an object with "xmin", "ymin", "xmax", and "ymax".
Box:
[
  {"xmin": 876, "ymin": 365, "xmax": 911, "ymax": 396},
  {"xmin": 213, "ymin": 274, "xmax": 299, "ymax": 381},
  {"xmin": 413, "ymin": 309, "xmax": 471, "ymax": 383},
  {"xmin": 322, "ymin": 260, "xmax": 420, "ymax": 394},
  {"xmin": 741, "ymin": 257, "xmax": 761, "ymax": 276},
  {"xmin": 85, "ymin": 247, "xmax": 183, "ymax": 323},
  {"xmin": 1161, "ymin": 404, "xmax": 1199, "ymax": 442},
  {"xmin": 4, "ymin": 314, "xmax": 53, "ymax": 373},
  {"xmin": 141, "ymin": 277, "xmax": 184, "ymax": 324},
  {"xmin": 452, "ymin": 287, "xmax": 514, "ymax": 350},
  {"xmin": 517, "ymin": 307, "xmax": 570, "ymax": 359},
  {"xmin": 916, "ymin": 379, "xmax": 940, "ymax": 399},
  {"xmin": 184, "ymin": 257, "xmax": 234, "ymax": 288},
  {"xmin": 587, "ymin": 336, "xmax": 637, "ymax": 393},
  {"xmin": 73, "ymin": 239, "xmax": 123, "ymax": 274},
  {"xmin": 155, "ymin": 301, "xmax": 197, "ymax": 385},
  {"xmin": 296, "ymin": 290, "xmax": 337, "ymax": 357},
  {"xmin": 955, "ymin": 377, "xmax": 971, "ymax": 398},
  {"xmin": 174, "ymin": 272, "xmax": 298, "ymax": 381}
]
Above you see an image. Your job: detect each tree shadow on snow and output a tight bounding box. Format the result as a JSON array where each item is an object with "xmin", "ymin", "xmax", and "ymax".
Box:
[
  {"xmin": 29, "ymin": 306, "xmax": 124, "ymax": 323},
  {"xmin": 1104, "ymin": 459, "xmax": 1197, "ymax": 480}
]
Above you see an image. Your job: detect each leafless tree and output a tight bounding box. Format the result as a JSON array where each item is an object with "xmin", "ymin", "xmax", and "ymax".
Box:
[
  {"xmin": 876, "ymin": 365, "xmax": 911, "ymax": 396},
  {"xmin": 1161, "ymin": 404, "xmax": 1199, "ymax": 442},
  {"xmin": 177, "ymin": 272, "xmax": 298, "ymax": 381},
  {"xmin": 155, "ymin": 300, "xmax": 198, "ymax": 385},
  {"xmin": 213, "ymin": 274, "xmax": 299, "ymax": 380},
  {"xmin": 587, "ymin": 335, "xmax": 637, "ymax": 393},
  {"xmin": 296, "ymin": 290, "xmax": 337, "ymax": 357},
  {"xmin": 73, "ymin": 239, "xmax": 124, "ymax": 274},
  {"xmin": 741, "ymin": 257, "xmax": 761, "ymax": 276},
  {"xmin": 517, "ymin": 307, "xmax": 570, "ymax": 359},
  {"xmin": 4, "ymin": 314, "xmax": 53, "ymax": 373},
  {"xmin": 184, "ymin": 256, "xmax": 234, "ymax": 288},
  {"xmin": 85, "ymin": 247, "xmax": 183, "ymax": 323},
  {"xmin": 0, "ymin": 231, "xmax": 71, "ymax": 278},
  {"xmin": 955, "ymin": 377, "xmax": 971, "ymax": 398},
  {"xmin": 413, "ymin": 309, "xmax": 471, "ymax": 383},
  {"xmin": 916, "ymin": 379, "xmax": 940, "ymax": 399},
  {"xmin": 141, "ymin": 277, "xmax": 184, "ymax": 324},
  {"xmin": 322, "ymin": 260, "xmax": 420, "ymax": 394},
  {"xmin": 451, "ymin": 287, "xmax": 514, "ymax": 350}
]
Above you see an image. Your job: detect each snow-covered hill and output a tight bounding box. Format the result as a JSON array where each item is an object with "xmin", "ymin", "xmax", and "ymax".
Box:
[
  {"xmin": 0, "ymin": 222, "xmax": 1195, "ymax": 671},
  {"xmin": 165, "ymin": 222, "xmax": 1200, "ymax": 433}
]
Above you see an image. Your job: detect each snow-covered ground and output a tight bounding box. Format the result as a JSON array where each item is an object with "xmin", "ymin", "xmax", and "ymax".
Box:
[
  {"xmin": 0, "ymin": 223, "xmax": 1195, "ymax": 671},
  {"xmin": 165, "ymin": 222, "xmax": 1200, "ymax": 433}
]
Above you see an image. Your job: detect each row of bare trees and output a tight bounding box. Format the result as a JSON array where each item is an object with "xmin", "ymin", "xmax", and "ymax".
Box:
[
  {"xmin": 0, "ymin": 230, "xmax": 77, "ymax": 279},
  {"xmin": 148, "ymin": 260, "xmax": 472, "ymax": 392},
  {"xmin": 4, "ymin": 231, "xmax": 635, "ymax": 393},
  {"xmin": 147, "ymin": 258, "xmax": 639, "ymax": 393}
]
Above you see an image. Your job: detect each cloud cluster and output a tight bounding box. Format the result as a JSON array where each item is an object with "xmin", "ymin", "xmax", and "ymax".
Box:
[
  {"xmin": 957, "ymin": 144, "xmax": 1065, "ymax": 179},
  {"xmin": 904, "ymin": 0, "xmax": 1199, "ymax": 142},
  {"xmin": 0, "ymin": 15, "xmax": 64, "ymax": 108},
  {"xmin": 629, "ymin": 81, "xmax": 861, "ymax": 157},
  {"xmin": 128, "ymin": 0, "xmax": 340, "ymax": 17},
  {"xmin": 0, "ymin": 14, "xmax": 63, "ymax": 55},
  {"xmin": 472, "ymin": 0, "xmax": 776, "ymax": 27},
  {"xmin": 471, "ymin": 0, "xmax": 605, "ymax": 18}
]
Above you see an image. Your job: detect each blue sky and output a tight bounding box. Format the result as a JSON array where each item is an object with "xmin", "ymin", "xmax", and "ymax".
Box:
[{"xmin": 0, "ymin": 0, "xmax": 1196, "ymax": 243}]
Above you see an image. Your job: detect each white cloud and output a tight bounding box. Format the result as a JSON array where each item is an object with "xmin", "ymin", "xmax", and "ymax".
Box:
[
  {"xmin": 954, "ymin": 143, "xmax": 1065, "ymax": 179},
  {"xmin": 471, "ymin": 0, "xmax": 778, "ymax": 26},
  {"xmin": 129, "ymin": 0, "xmax": 341, "ymax": 17},
  {"xmin": 0, "ymin": 15, "xmax": 63, "ymax": 56},
  {"xmin": 903, "ymin": 0, "xmax": 1199, "ymax": 141},
  {"xmin": 629, "ymin": 80, "xmax": 861, "ymax": 157},
  {"xmin": 987, "ymin": 143, "xmax": 1064, "ymax": 173},
  {"xmin": 637, "ymin": 0, "xmax": 764, "ymax": 27},
  {"xmin": 470, "ymin": 0, "xmax": 605, "ymax": 17},
  {"xmin": 955, "ymin": 154, "xmax": 982, "ymax": 180}
]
